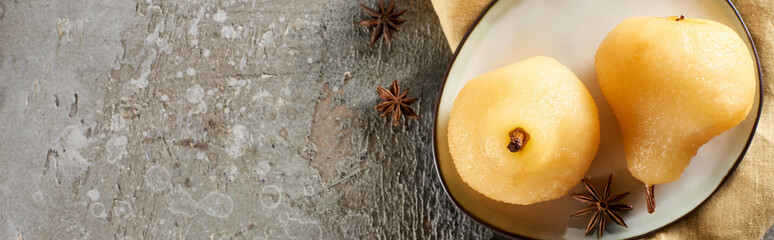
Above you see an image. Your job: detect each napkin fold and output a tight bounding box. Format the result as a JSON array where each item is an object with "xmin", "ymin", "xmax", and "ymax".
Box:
[{"xmin": 430, "ymin": 0, "xmax": 774, "ymax": 238}]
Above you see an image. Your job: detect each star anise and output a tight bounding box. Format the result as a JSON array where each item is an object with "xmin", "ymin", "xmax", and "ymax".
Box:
[
  {"xmin": 355, "ymin": 0, "xmax": 407, "ymax": 47},
  {"xmin": 375, "ymin": 79, "xmax": 419, "ymax": 126},
  {"xmin": 571, "ymin": 174, "xmax": 632, "ymax": 238}
]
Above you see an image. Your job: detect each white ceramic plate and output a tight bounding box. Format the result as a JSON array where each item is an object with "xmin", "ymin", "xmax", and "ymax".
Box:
[{"xmin": 432, "ymin": 0, "xmax": 763, "ymax": 239}]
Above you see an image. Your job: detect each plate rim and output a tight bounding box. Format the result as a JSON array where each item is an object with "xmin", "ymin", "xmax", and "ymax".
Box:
[{"xmin": 430, "ymin": 0, "xmax": 765, "ymax": 239}]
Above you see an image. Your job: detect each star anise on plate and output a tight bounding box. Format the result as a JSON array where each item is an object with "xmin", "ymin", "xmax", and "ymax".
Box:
[
  {"xmin": 355, "ymin": 0, "xmax": 407, "ymax": 47},
  {"xmin": 571, "ymin": 174, "xmax": 633, "ymax": 238},
  {"xmin": 375, "ymin": 79, "xmax": 419, "ymax": 126}
]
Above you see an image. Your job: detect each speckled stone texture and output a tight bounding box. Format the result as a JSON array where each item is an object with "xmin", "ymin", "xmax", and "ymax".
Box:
[{"xmin": 0, "ymin": 0, "xmax": 492, "ymax": 239}]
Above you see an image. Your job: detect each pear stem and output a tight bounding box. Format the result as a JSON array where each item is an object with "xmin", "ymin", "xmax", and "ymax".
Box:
[
  {"xmin": 645, "ymin": 184, "xmax": 656, "ymax": 213},
  {"xmin": 676, "ymin": 14, "xmax": 685, "ymax": 21},
  {"xmin": 507, "ymin": 128, "xmax": 529, "ymax": 152}
]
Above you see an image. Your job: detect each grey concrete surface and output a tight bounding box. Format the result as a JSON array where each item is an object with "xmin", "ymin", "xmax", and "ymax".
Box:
[
  {"xmin": 0, "ymin": 0, "xmax": 771, "ymax": 239},
  {"xmin": 765, "ymin": 228, "xmax": 774, "ymax": 240},
  {"xmin": 0, "ymin": 0, "xmax": 492, "ymax": 239}
]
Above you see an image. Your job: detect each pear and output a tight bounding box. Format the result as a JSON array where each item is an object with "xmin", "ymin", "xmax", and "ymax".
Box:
[
  {"xmin": 448, "ymin": 56, "xmax": 600, "ymax": 205},
  {"xmin": 595, "ymin": 16, "xmax": 756, "ymax": 212}
]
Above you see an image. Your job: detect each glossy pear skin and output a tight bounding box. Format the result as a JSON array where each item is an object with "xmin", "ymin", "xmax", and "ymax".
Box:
[
  {"xmin": 448, "ymin": 56, "xmax": 600, "ymax": 205},
  {"xmin": 595, "ymin": 17, "xmax": 756, "ymax": 185}
]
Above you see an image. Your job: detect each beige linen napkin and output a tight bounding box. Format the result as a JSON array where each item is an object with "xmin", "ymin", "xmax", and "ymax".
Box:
[{"xmin": 430, "ymin": 0, "xmax": 774, "ymax": 238}]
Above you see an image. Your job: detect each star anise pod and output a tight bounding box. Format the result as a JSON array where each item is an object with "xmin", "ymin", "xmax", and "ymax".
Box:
[
  {"xmin": 570, "ymin": 174, "xmax": 632, "ymax": 238},
  {"xmin": 375, "ymin": 79, "xmax": 419, "ymax": 126},
  {"xmin": 355, "ymin": 0, "xmax": 407, "ymax": 47}
]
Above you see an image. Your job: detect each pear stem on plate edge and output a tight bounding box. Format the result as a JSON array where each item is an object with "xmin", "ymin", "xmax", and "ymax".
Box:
[
  {"xmin": 507, "ymin": 128, "xmax": 530, "ymax": 152},
  {"xmin": 646, "ymin": 184, "xmax": 656, "ymax": 213}
]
